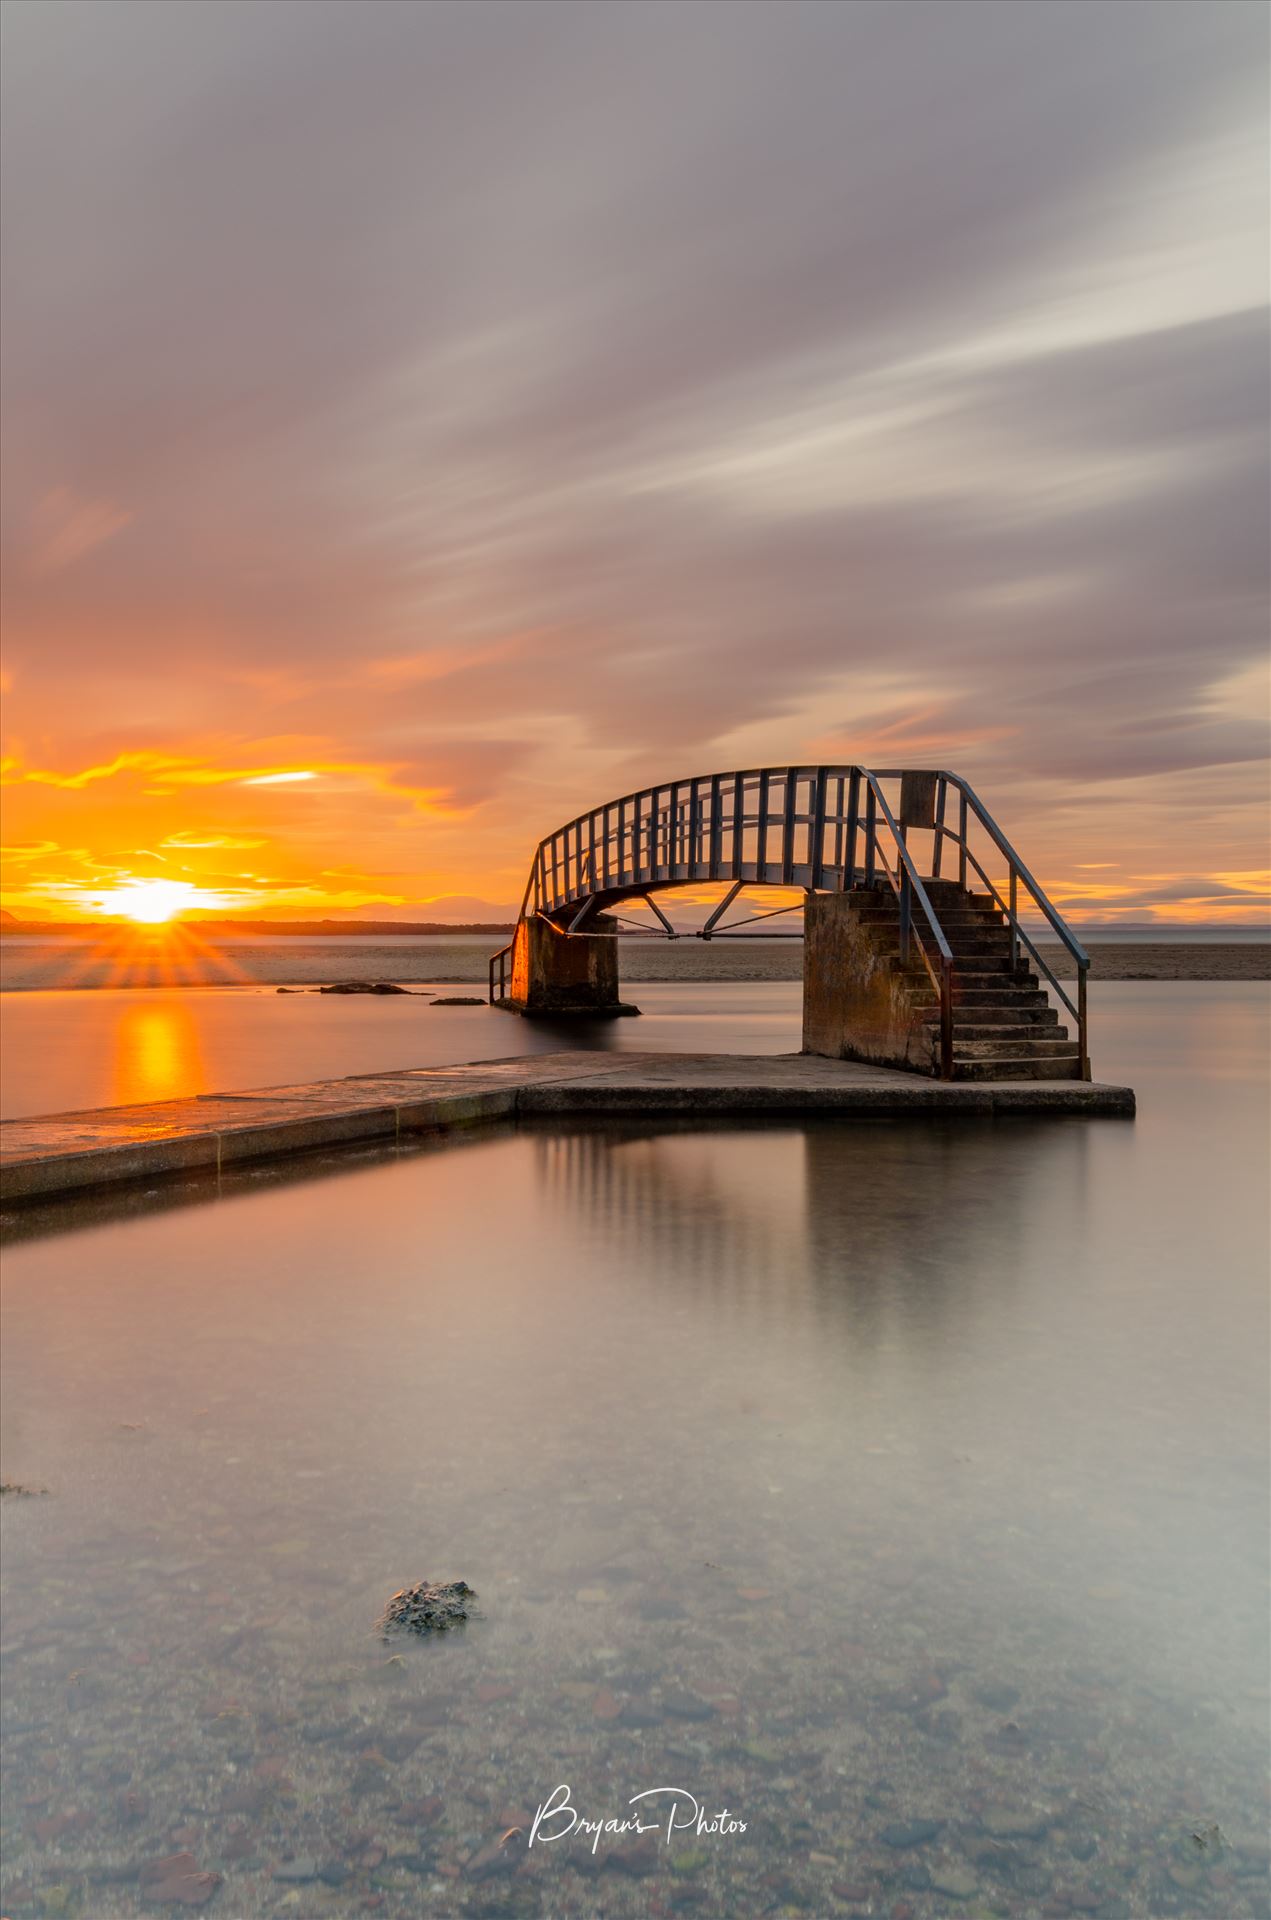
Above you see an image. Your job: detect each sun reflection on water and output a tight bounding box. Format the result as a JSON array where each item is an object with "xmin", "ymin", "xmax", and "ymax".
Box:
[{"xmin": 112, "ymin": 998, "xmax": 207, "ymax": 1106}]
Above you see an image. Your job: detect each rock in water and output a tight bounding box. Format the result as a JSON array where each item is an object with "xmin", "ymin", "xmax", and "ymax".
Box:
[
  {"xmin": 319, "ymin": 980, "xmax": 415, "ymax": 994},
  {"xmin": 378, "ymin": 1579, "xmax": 478, "ymax": 1639}
]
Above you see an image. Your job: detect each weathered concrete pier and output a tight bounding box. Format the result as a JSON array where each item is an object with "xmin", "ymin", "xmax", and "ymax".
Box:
[
  {"xmin": 490, "ymin": 763, "xmax": 1098, "ymax": 1082},
  {"xmin": 0, "ymin": 764, "xmax": 1140, "ymax": 1208},
  {"xmin": 501, "ymin": 910, "xmax": 640, "ymax": 1017},
  {"xmin": 0, "ymin": 1052, "xmax": 1134, "ymax": 1205}
]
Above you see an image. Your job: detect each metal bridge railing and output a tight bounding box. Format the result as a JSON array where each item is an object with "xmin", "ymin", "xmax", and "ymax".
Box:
[
  {"xmin": 488, "ymin": 939, "xmax": 512, "ymax": 1008},
  {"xmin": 488, "ymin": 764, "xmax": 1090, "ymax": 1079},
  {"xmin": 911, "ymin": 770, "xmax": 1090, "ymax": 1078}
]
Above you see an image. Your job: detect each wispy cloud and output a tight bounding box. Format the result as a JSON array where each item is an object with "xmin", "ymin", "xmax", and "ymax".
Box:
[
  {"xmin": 25, "ymin": 487, "xmax": 132, "ymax": 574},
  {"xmin": 0, "ymin": 0, "xmax": 1265, "ymax": 920}
]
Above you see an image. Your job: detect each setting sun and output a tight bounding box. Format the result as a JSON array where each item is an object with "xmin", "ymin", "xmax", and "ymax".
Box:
[{"xmin": 103, "ymin": 878, "xmax": 203, "ymax": 924}]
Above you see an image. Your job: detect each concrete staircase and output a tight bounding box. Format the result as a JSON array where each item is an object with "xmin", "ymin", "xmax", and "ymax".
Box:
[{"xmin": 853, "ymin": 880, "xmax": 1083, "ymax": 1081}]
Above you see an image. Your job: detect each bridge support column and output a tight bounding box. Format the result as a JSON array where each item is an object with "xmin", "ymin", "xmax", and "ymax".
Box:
[
  {"xmin": 504, "ymin": 913, "xmax": 640, "ymax": 1018},
  {"xmin": 802, "ymin": 892, "xmax": 937, "ymax": 1072}
]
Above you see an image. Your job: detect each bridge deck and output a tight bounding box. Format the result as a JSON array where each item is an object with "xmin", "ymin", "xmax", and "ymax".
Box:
[{"xmin": 0, "ymin": 1052, "xmax": 1135, "ymax": 1203}]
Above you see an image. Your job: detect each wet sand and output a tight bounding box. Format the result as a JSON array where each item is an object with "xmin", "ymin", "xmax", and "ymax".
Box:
[{"xmin": 1037, "ymin": 942, "xmax": 1268, "ymax": 981}]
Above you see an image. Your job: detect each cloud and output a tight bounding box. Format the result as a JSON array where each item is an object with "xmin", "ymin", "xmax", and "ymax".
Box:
[
  {"xmin": 0, "ymin": 0, "xmax": 1266, "ymax": 918},
  {"xmin": 25, "ymin": 487, "xmax": 132, "ymax": 574}
]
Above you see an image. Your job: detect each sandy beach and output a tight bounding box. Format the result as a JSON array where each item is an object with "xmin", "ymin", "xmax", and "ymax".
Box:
[{"xmin": 1037, "ymin": 942, "xmax": 1269, "ymax": 981}]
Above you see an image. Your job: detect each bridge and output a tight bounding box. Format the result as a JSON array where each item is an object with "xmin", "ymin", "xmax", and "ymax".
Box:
[{"xmin": 488, "ymin": 765, "xmax": 1092, "ymax": 1082}]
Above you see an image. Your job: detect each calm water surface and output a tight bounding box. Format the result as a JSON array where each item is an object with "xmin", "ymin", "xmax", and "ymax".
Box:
[{"xmin": 1, "ymin": 988, "xmax": 1268, "ymax": 1918}]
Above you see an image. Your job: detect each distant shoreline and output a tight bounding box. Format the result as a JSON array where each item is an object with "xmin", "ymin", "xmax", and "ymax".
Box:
[
  {"xmin": 0, "ymin": 936, "xmax": 1266, "ymax": 989},
  {"xmin": 1, "ymin": 919, "xmax": 1266, "ymax": 941},
  {"xmin": 0, "ymin": 919, "xmax": 517, "ymax": 937}
]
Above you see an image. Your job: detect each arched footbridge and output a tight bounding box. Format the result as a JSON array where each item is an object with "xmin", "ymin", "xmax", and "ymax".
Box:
[{"xmin": 489, "ymin": 766, "xmax": 1091, "ymax": 1082}]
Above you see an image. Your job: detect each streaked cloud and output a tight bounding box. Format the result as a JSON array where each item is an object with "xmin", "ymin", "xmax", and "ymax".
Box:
[
  {"xmin": 25, "ymin": 486, "xmax": 133, "ymax": 574},
  {"xmin": 0, "ymin": 0, "xmax": 1265, "ymax": 922}
]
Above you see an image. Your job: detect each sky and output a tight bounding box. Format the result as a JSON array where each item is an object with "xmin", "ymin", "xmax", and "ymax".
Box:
[{"xmin": 1, "ymin": 0, "xmax": 1268, "ymax": 927}]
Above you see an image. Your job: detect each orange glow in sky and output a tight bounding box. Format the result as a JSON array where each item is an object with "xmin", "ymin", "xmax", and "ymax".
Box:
[{"xmin": 0, "ymin": 4, "xmax": 1267, "ymax": 933}]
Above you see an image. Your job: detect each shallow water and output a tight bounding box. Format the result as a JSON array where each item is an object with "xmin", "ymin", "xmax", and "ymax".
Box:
[
  {"xmin": 1, "ymin": 988, "xmax": 1268, "ymax": 1918},
  {"xmin": 0, "ymin": 981, "xmax": 803, "ymax": 1121}
]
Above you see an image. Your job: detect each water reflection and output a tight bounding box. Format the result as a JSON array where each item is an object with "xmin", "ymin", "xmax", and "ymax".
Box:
[
  {"xmin": 112, "ymin": 998, "xmax": 208, "ymax": 1107},
  {"xmin": 533, "ymin": 1116, "xmax": 1092, "ymax": 1351},
  {"xmin": 1, "ymin": 1019, "xmax": 1268, "ymax": 1916}
]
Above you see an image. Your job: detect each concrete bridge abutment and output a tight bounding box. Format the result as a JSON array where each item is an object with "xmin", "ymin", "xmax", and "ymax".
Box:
[
  {"xmin": 801, "ymin": 891, "xmax": 938, "ymax": 1072},
  {"xmin": 504, "ymin": 912, "xmax": 641, "ymax": 1018}
]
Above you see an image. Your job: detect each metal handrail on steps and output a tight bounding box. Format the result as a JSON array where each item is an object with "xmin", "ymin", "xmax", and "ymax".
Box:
[
  {"xmin": 861, "ymin": 772, "xmax": 955, "ymax": 1079},
  {"xmin": 488, "ymin": 764, "xmax": 1091, "ymax": 1076},
  {"xmin": 896, "ymin": 772, "xmax": 1090, "ymax": 1080},
  {"xmin": 488, "ymin": 939, "xmax": 513, "ymax": 1006}
]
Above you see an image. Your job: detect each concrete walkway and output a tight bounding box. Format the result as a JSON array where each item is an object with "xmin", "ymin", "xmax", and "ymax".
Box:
[{"xmin": 0, "ymin": 1052, "xmax": 1135, "ymax": 1203}]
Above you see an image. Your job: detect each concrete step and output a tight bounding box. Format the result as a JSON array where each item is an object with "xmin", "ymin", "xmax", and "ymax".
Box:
[
  {"xmin": 952, "ymin": 959, "xmax": 1036, "ymax": 978},
  {"xmin": 952, "ymin": 1035, "xmax": 1076, "ymax": 1060},
  {"xmin": 950, "ymin": 1054, "xmax": 1082, "ymax": 1082},
  {"xmin": 920, "ymin": 888, "xmax": 1000, "ymax": 912},
  {"xmin": 949, "ymin": 986, "xmax": 1051, "ymax": 1007},
  {"xmin": 858, "ymin": 915, "xmax": 1010, "ymax": 949},
  {"xmin": 923, "ymin": 1004, "xmax": 1059, "ymax": 1026},
  {"xmin": 932, "ymin": 1019, "xmax": 1065, "ymax": 1041},
  {"xmin": 857, "ymin": 905, "xmax": 1004, "ymax": 929}
]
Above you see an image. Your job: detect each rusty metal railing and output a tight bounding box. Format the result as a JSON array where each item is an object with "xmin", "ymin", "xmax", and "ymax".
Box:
[
  {"xmin": 490, "ymin": 765, "xmax": 1090, "ymax": 1076},
  {"xmin": 488, "ymin": 939, "xmax": 513, "ymax": 1007},
  {"xmin": 891, "ymin": 772, "xmax": 1090, "ymax": 1079},
  {"xmin": 860, "ymin": 772, "xmax": 955, "ymax": 1079}
]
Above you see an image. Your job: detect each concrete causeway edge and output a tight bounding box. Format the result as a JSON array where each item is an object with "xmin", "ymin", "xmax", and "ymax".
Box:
[{"xmin": 0, "ymin": 1051, "xmax": 1136, "ymax": 1204}]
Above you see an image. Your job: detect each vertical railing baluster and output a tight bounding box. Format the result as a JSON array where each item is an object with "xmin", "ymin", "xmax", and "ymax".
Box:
[
  {"xmin": 846, "ymin": 769, "xmax": 859, "ymax": 889},
  {"xmin": 1009, "ymin": 865, "xmax": 1018, "ymax": 968},
  {"xmin": 733, "ymin": 773, "xmax": 744, "ymax": 875},
  {"xmin": 864, "ymin": 778, "xmax": 876, "ymax": 888},
  {"xmin": 940, "ymin": 956, "xmax": 954, "ymax": 1080},
  {"xmin": 780, "ymin": 771, "xmax": 795, "ymax": 885},
  {"xmin": 709, "ymin": 776, "xmax": 722, "ymax": 879},
  {"xmin": 810, "ymin": 768, "xmax": 827, "ymax": 890},
  {"xmin": 958, "ymin": 790, "xmax": 968, "ymax": 890},
  {"xmin": 757, "ymin": 770, "xmax": 770, "ymax": 883},
  {"xmin": 933, "ymin": 776, "xmax": 946, "ymax": 880},
  {"xmin": 1078, "ymin": 963, "xmax": 1090, "ymax": 1080}
]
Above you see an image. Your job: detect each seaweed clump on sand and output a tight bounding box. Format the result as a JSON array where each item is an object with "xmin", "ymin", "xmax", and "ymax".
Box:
[{"xmin": 378, "ymin": 1578, "xmax": 478, "ymax": 1640}]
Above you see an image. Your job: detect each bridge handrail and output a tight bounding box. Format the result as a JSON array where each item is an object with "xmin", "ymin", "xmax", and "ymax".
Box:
[
  {"xmin": 862, "ymin": 772, "xmax": 955, "ymax": 1077},
  {"xmin": 491, "ymin": 763, "xmax": 1091, "ymax": 1077},
  {"xmin": 488, "ymin": 938, "xmax": 513, "ymax": 1006},
  {"xmin": 885, "ymin": 770, "xmax": 1089, "ymax": 1078}
]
